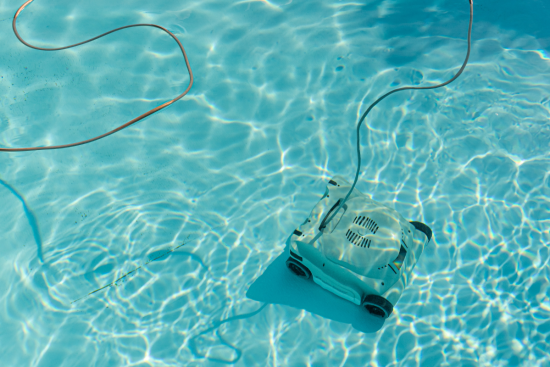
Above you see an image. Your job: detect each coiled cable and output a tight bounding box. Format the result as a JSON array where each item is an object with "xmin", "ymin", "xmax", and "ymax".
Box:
[{"xmin": 3, "ymin": 0, "xmax": 193, "ymax": 152}]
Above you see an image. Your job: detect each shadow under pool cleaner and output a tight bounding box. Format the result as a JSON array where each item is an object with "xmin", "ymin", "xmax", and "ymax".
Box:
[{"xmin": 284, "ymin": 0, "xmax": 473, "ymax": 319}]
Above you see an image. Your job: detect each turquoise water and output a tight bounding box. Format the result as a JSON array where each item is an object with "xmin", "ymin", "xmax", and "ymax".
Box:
[{"xmin": 1, "ymin": 0, "xmax": 549, "ymax": 365}]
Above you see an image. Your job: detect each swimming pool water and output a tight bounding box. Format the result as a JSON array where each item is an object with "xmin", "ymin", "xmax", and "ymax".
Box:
[{"xmin": 0, "ymin": 0, "xmax": 549, "ymax": 366}]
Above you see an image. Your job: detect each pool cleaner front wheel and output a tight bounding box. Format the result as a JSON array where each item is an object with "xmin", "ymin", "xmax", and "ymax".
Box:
[
  {"xmin": 286, "ymin": 258, "xmax": 312, "ymax": 280},
  {"xmin": 362, "ymin": 294, "xmax": 394, "ymax": 319}
]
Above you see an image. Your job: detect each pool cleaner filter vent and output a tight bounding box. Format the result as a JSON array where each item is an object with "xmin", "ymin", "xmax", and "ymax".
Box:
[
  {"xmin": 345, "ymin": 228, "xmax": 372, "ymax": 248},
  {"xmin": 352, "ymin": 215, "xmax": 379, "ymax": 234}
]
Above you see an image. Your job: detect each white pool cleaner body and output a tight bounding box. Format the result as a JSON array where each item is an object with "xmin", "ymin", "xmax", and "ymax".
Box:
[{"xmin": 285, "ymin": 176, "xmax": 432, "ymax": 318}]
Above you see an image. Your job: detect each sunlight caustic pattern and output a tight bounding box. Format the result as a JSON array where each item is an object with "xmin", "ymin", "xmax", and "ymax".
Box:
[{"xmin": 0, "ymin": 0, "xmax": 548, "ymax": 366}]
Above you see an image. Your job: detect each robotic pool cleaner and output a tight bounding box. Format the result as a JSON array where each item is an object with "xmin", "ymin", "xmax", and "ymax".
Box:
[
  {"xmin": 284, "ymin": 0, "xmax": 473, "ymax": 319},
  {"xmin": 285, "ymin": 176, "xmax": 432, "ymax": 319}
]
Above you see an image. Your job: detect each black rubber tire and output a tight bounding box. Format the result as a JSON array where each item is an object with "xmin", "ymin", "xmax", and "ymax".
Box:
[
  {"xmin": 410, "ymin": 221, "xmax": 433, "ymax": 242},
  {"xmin": 362, "ymin": 295, "xmax": 393, "ymax": 319},
  {"xmin": 286, "ymin": 258, "xmax": 311, "ymax": 280}
]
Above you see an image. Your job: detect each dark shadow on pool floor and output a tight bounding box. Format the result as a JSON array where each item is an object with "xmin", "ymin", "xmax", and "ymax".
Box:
[{"xmin": 246, "ymin": 242, "xmax": 385, "ymax": 333}]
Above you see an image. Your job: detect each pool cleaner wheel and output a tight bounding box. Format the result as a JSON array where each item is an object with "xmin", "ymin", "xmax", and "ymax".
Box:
[
  {"xmin": 362, "ymin": 295, "xmax": 394, "ymax": 319},
  {"xmin": 286, "ymin": 258, "xmax": 311, "ymax": 280}
]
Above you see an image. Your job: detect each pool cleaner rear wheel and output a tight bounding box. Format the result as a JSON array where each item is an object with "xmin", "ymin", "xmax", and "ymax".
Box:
[
  {"xmin": 286, "ymin": 258, "xmax": 311, "ymax": 279},
  {"xmin": 362, "ymin": 295, "xmax": 394, "ymax": 319}
]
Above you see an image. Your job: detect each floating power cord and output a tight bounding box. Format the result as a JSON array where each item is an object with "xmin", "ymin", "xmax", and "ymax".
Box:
[
  {"xmin": 3, "ymin": 0, "xmax": 193, "ymax": 152},
  {"xmin": 322, "ymin": 0, "xmax": 474, "ymax": 228}
]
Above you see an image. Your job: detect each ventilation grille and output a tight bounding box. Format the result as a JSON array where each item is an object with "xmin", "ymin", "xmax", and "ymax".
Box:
[
  {"xmin": 353, "ymin": 215, "xmax": 379, "ymax": 234},
  {"xmin": 346, "ymin": 229, "xmax": 371, "ymax": 248}
]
